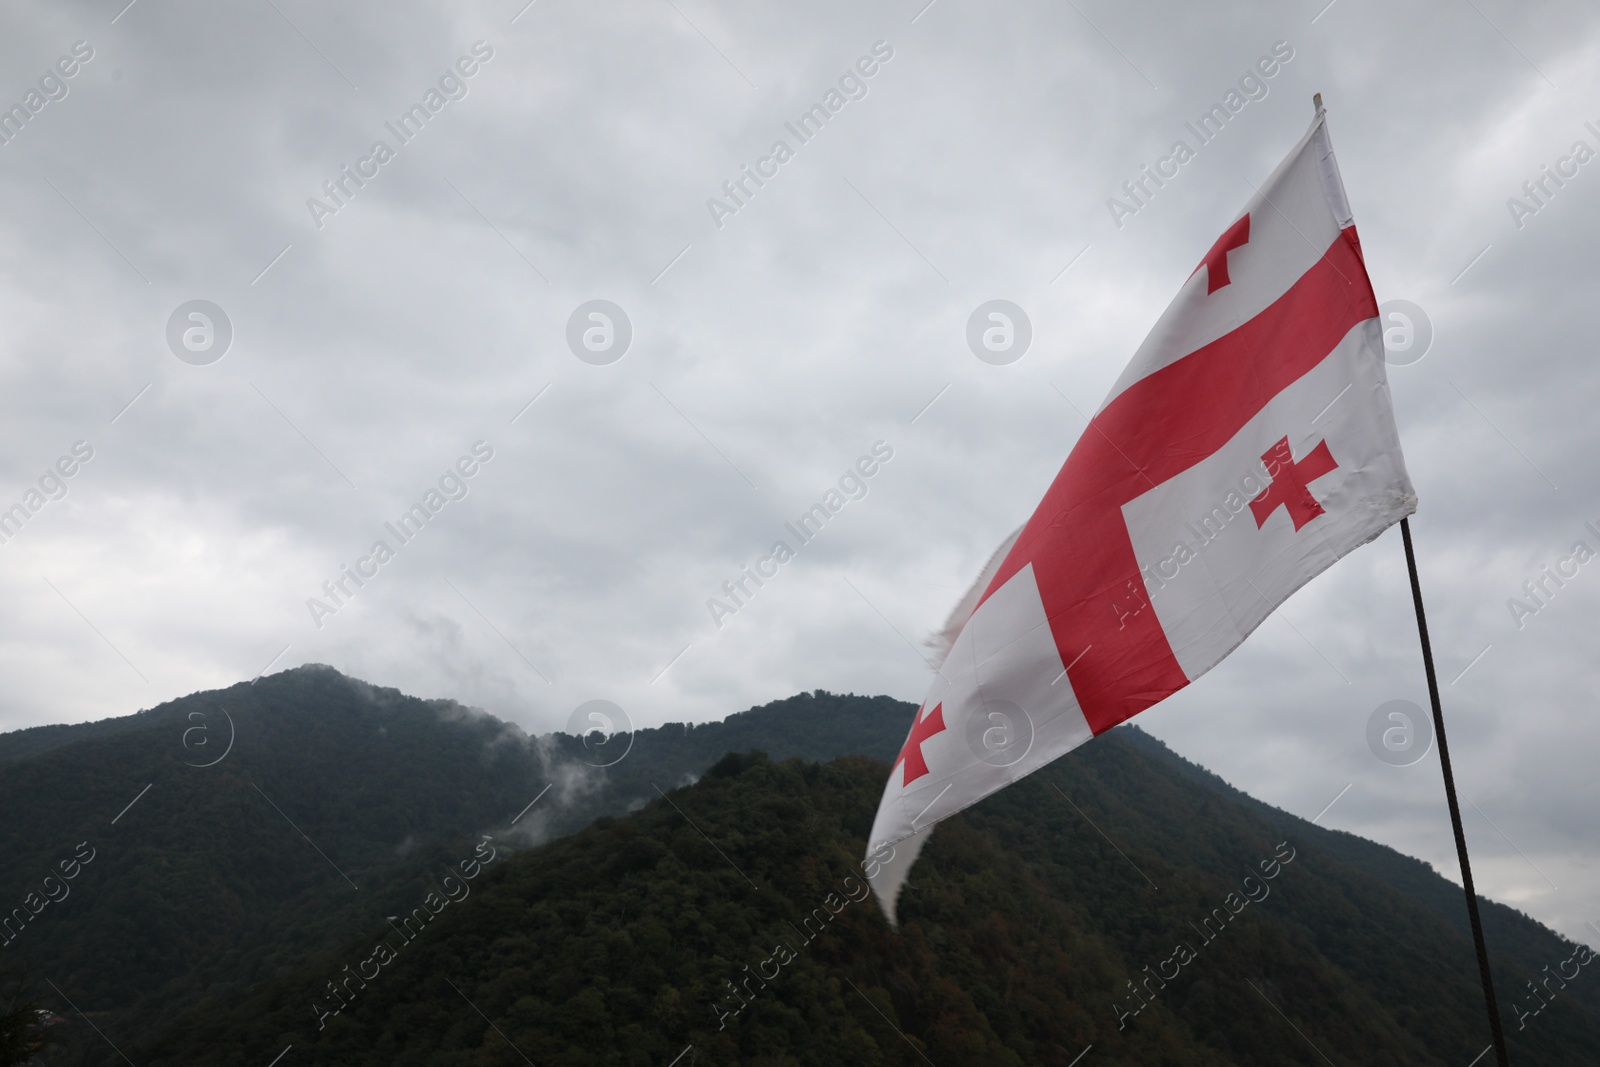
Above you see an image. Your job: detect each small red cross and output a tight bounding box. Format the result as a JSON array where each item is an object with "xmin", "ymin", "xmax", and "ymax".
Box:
[
  {"xmin": 1249, "ymin": 436, "xmax": 1338, "ymax": 531},
  {"xmin": 1192, "ymin": 214, "xmax": 1251, "ymax": 294},
  {"xmin": 892, "ymin": 702, "xmax": 946, "ymax": 787}
]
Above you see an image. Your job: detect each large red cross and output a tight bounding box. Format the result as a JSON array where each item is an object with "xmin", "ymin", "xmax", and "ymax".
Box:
[
  {"xmin": 975, "ymin": 226, "xmax": 1374, "ymax": 736},
  {"xmin": 1248, "ymin": 436, "xmax": 1338, "ymax": 531},
  {"xmin": 1193, "ymin": 213, "xmax": 1251, "ymax": 294},
  {"xmin": 893, "ymin": 702, "xmax": 946, "ymax": 787}
]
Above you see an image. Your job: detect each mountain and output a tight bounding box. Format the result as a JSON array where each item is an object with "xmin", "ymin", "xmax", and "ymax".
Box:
[
  {"xmin": 0, "ymin": 666, "xmax": 911, "ymax": 1064},
  {"xmin": 137, "ymin": 744, "xmax": 1600, "ymax": 1066},
  {"xmin": 2, "ymin": 666, "xmax": 1594, "ymax": 1064}
]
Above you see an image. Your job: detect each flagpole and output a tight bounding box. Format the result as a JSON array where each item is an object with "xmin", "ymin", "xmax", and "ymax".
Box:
[{"xmin": 1399, "ymin": 516, "xmax": 1511, "ymax": 1067}]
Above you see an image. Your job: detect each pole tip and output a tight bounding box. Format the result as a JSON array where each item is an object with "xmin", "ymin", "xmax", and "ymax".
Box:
[{"xmin": 1313, "ymin": 91, "xmax": 1324, "ymax": 114}]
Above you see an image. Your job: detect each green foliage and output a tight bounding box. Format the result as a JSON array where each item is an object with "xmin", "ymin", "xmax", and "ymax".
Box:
[
  {"xmin": 3, "ymin": 667, "xmax": 1596, "ymax": 1064},
  {"xmin": 142, "ymin": 742, "xmax": 1600, "ymax": 1065},
  {"xmin": 0, "ymin": 669, "xmax": 910, "ymax": 1064},
  {"xmin": 0, "ymin": 964, "xmax": 47, "ymax": 1067}
]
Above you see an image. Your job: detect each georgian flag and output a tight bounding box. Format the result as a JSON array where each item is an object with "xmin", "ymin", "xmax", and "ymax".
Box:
[{"xmin": 866, "ymin": 109, "xmax": 1415, "ymax": 923}]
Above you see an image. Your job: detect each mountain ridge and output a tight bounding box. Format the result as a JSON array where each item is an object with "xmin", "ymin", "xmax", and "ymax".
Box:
[{"xmin": 1, "ymin": 665, "xmax": 1591, "ymax": 1064}]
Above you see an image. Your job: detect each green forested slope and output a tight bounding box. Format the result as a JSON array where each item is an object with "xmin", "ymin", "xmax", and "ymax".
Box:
[
  {"xmin": 1116, "ymin": 725, "xmax": 1585, "ymax": 1013},
  {"xmin": 139, "ymin": 744, "xmax": 1600, "ymax": 1066},
  {"xmin": 0, "ymin": 668, "xmax": 911, "ymax": 1063},
  {"xmin": 3, "ymin": 667, "xmax": 1594, "ymax": 1065}
]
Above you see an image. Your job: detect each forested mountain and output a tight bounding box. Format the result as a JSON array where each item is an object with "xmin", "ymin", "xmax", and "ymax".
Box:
[
  {"xmin": 0, "ymin": 666, "xmax": 908, "ymax": 1065},
  {"xmin": 2, "ymin": 666, "xmax": 1595, "ymax": 1064}
]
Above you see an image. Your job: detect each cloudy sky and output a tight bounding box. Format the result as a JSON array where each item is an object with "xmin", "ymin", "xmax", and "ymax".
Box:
[{"xmin": 2, "ymin": 0, "xmax": 1597, "ymax": 943}]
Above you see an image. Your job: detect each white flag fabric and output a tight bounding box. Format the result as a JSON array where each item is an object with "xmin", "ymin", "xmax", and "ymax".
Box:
[{"xmin": 866, "ymin": 109, "xmax": 1415, "ymax": 923}]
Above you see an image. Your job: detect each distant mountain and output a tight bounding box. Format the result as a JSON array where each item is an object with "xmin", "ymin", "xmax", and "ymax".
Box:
[
  {"xmin": 2, "ymin": 666, "xmax": 1593, "ymax": 1065},
  {"xmin": 0, "ymin": 666, "xmax": 910, "ymax": 1064},
  {"xmin": 138, "ymin": 744, "xmax": 1600, "ymax": 1066}
]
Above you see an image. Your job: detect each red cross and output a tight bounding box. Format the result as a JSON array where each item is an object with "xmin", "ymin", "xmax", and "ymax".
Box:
[
  {"xmin": 1248, "ymin": 436, "xmax": 1338, "ymax": 531},
  {"xmin": 892, "ymin": 702, "xmax": 946, "ymax": 787},
  {"xmin": 1192, "ymin": 214, "xmax": 1251, "ymax": 294},
  {"xmin": 973, "ymin": 225, "xmax": 1373, "ymax": 735}
]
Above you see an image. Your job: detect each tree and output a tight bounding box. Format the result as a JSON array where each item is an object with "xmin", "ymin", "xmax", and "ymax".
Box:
[{"xmin": 0, "ymin": 963, "xmax": 49, "ymax": 1067}]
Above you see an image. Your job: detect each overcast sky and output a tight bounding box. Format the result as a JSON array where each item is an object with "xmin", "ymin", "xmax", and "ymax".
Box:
[{"xmin": 1, "ymin": 0, "xmax": 1598, "ymax": 945}]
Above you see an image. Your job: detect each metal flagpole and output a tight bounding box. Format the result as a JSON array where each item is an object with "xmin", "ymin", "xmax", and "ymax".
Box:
[
  {"xmin": 1399, "ymin": 517, "xmax": 1511, "ymax": 1067},
  {"xmin": 1321, "ymin": 86, "xmax": 1511, "ymax": 1060}
]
